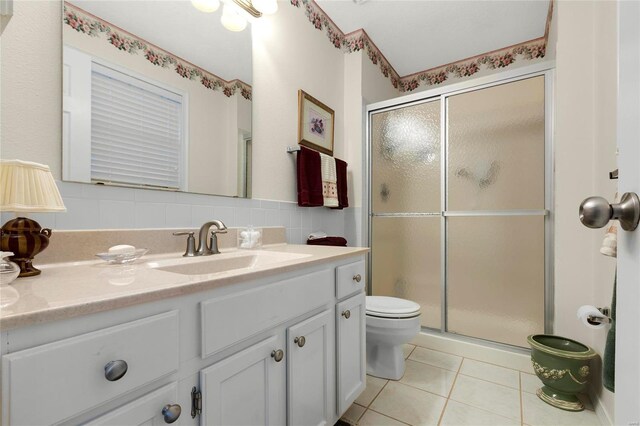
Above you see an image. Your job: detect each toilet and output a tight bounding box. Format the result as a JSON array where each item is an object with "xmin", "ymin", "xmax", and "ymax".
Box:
[{"xmin": 365, "ymin": 296, "xmax": 421, "ymax": 380}]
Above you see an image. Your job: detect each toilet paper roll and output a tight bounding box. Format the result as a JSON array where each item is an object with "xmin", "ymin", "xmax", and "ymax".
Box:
[{"xmin": 577, "ymin": 305, "xmax": 606, "ymax": 329}]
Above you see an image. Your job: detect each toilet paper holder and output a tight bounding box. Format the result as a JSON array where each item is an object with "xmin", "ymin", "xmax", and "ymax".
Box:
[{"xmin": 587, "ymin": 307, "xmax": 611, "ymax": 325}]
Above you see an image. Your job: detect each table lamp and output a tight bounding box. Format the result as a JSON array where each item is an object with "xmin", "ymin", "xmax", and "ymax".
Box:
[{"xmin": 0, "ymin": 160, "xmax": 66, "ymax": 277}]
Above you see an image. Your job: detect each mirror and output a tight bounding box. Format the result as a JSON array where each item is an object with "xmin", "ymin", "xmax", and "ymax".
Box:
[{"xmin": 62, "ymin": 0, "xmax": 252, "ymax": 198}]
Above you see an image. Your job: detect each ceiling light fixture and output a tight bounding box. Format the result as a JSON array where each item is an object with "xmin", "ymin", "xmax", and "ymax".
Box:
[
  {"xmin": 251, "ymin": 0, "xmax": 278, "ymax": 15},
  {"xmin": 191, "ymin": 0, "xmax": 221, "ymax": 13},
  {"xmin": 221, "ymin": 2, "xmax": 248, "ymax": 31}
]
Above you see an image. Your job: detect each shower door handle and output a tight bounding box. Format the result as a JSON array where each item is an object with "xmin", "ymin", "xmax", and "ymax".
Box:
[{"xmin": 579, "ymin": 192, "xmax": 640, "ymax": 231}]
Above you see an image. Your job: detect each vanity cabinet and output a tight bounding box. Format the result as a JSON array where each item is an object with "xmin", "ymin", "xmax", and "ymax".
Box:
[{"xmin": 1, "ymin": 254, "xmax": 366, "ymax": 426}]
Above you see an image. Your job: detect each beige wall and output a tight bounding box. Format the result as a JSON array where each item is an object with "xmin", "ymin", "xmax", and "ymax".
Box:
[{"xmin": 554, "ymin": 0, "xmax": 617, "ymax": 421}]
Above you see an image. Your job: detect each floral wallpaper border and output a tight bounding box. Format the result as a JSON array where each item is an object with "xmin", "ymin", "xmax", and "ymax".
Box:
[
  {"xmin": 290, "ymin": 0, "xmax": 552, "ymax": 93},
  {"xmin": 63, "ymin": 2, "xmax": 252, "ymax": 100}
]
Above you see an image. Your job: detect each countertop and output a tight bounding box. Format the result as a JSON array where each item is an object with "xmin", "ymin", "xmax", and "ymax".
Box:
[{"xmin": 0, "ymin": 244, "xmax": 368, "ymax": 331}]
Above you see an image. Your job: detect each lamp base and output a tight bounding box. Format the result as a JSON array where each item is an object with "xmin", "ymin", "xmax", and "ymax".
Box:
[{"xmin": 0, "ymin": 217, "xmax": 51, "ymax": 278}]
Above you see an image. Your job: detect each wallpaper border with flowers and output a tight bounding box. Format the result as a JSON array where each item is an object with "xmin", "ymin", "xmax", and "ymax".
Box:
[
  {"xmin": 63, "ymin": 2, "xmax": 252, "ymax": 100},
  {"xmin": 290, "ymin": 0, "xmax": 553, "ymax": 93}
]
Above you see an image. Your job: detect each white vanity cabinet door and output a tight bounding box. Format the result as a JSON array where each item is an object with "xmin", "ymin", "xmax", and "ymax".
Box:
[
  {"xmin": 335, "ymin": 292, "xmax": 366, "ymax": 415},
  {"xmin": 287, "ymin": 309, "xmax": 334, "ymax": 426},
  {"xmin": 199, "ymin": 335, "xmax": 286, "ymax": 426},
  {"xmin": 84, "ymin": 382, "xmax": 181, "ymax": 425}
]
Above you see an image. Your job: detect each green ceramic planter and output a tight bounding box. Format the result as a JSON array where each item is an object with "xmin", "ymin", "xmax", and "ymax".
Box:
[{"xmin": 527, "ymin": 334, "xmax": 597, "ymax": 411}]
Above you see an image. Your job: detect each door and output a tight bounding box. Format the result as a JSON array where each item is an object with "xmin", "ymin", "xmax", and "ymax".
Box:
[
  {"xmin": 287, "ymin": 309, "xmax": 334, "ymax": 426},
  {"xmin": 336, "ymin": 293, "xmax": 366, "ymax": 415},
  {"xmin": 199, "ymin": 335, "xmax": 286, "ymax": 426},
  {"xmin": 85, "ymin": 383, "xmax": 181, "ymax": 425},
  {"xmin": 616, "ymin": 1, "xmax": 640, "ymax": 422}
]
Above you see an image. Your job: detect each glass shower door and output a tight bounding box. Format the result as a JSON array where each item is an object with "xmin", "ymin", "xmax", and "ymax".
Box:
[
  {"xmin": 445, "ymin": 76, "xmax": 546, "ymax": 347},
  {"xmin": 370, "ymin": 99, "xmax": 442, "ymax": 329}
]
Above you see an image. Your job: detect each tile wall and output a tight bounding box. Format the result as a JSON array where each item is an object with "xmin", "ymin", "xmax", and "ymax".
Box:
[{"xmin": 1, "ymin": 181, "xmax": 359, "ymax": 245}]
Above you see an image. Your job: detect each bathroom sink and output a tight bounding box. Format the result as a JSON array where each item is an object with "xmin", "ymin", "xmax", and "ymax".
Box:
[{"xmin": 149, "ymin": 250, "xmax": 311, "ymax": 276}]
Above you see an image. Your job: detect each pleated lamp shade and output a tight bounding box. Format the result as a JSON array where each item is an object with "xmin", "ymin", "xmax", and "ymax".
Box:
[{"xmin": 0, "ymin": 160, "xmax": 66, "ymax": 212}]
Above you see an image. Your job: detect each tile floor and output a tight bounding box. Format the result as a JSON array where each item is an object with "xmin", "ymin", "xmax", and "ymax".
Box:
[{"xmin": 340, "ymin": 344, "xmax": 601, "ymax": 426}]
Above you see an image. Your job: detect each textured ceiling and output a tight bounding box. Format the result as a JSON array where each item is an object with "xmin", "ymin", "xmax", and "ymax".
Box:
[
  {"xmin": 316, "ymin": 0, "xmax": 550, "ymax": 76},
  {"xmin": 68, "ymin": 1, "xmax": 253, "ymax": 83}
]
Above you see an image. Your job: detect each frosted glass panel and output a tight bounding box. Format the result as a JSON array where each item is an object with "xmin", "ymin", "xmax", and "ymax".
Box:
[
  {"xmin": 372, "ymin": 216, "xmax": 441, "ymax": 329},
  {"xmin": 447, "ymin": 76, "xmax": 545, "ymax": 211},
  {"xmin": 371, "ymin": 100, "xmax": 441, "ymax": 213},
  {"xmin": 447, "ymin": 216, "xmax": 545, "ymax": 347}
]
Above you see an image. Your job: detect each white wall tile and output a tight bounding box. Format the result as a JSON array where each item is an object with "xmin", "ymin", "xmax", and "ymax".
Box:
[
  {"xmin": 166, "ymin": 204, "xmax": 192, "ymax": 228},
  {"xmin": 135, "ymin": 203, "xmax": 166, "ymax": 228},
  {"xmin": 191, "ymin": 205, "xmax": 216, "ymax": 226},
  {"xmin": 134, "ymin": 189, "xmax": 177, "ymax": 203},
  {"xmin": 265, "ymin": 209, "xmax": 280, "ymax": 226},
  {"xmin": 250, "ymin": 208, "xmax": 266, "ymax": 226},
  {"xmin": 98, "ymin": 200, "xmax": 136, "ymax": 229},
  {"xmin": 82, "ymin": 184, "xmax": 135, "ymax": 201},
  {"xmin": 55, "ymin": 197, "xmax": 99, "ymax": 229},
  {"xmin": 214, "ymin": 206, "xmax": 236, "ymax": 227}
]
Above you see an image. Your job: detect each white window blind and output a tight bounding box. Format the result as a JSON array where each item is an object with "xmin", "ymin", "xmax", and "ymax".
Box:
[{"xmin": 91, "ymin": 63, "xmax": 183, "ymax": 189}]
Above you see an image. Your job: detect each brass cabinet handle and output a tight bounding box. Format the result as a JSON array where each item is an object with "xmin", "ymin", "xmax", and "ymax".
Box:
[
  {"xmin": 271, "ymin": 349, "xmax": 284, "ymax": 362},
  {"xmin": 162, "ymin": 404, "xmax": 181, "ymax": 423},
  {"xmin": 353, "ymin": 274, "xmax": 362, "ymax": 283},
  {"xmin": 104, "ymin": 360, "xmax": 128, "ymax": 381},
  {"xmin": 342, "ymin": 310, "xmax": 351, "ymax": 319},
  {"xmin": 294, "ymin": 336, "xmax": 306, "ymax": 347}
]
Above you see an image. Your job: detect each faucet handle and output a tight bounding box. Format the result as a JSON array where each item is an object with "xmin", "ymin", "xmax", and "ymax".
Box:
[{"xmin": 173, "ymin": 231, "xmax": 196, "ymax": 257}]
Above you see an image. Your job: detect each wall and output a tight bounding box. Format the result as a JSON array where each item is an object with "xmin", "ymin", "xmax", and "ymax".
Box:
[
  {"xmin": 0, "ymin": 1, "xmax": 348, "ymax": 242},
  {"xmin": 554, "ymin": 1, "xmax": 617, "ymax": 422}
]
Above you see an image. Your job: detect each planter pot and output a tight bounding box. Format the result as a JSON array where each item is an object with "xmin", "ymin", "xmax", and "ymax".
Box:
[{"xmin": 527, "ymin": 334, "xmax": 597, "ymax": 411}]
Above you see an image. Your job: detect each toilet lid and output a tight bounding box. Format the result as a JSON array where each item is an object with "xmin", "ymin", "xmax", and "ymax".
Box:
[{"xmin": 366, "ymin": 296, "xmax": 421, "ymax": 318}]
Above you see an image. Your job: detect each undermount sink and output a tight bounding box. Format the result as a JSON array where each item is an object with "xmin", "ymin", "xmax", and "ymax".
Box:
[{"xmin": 149, "ymin": 250, "xmax": 311, "ymax": 276}]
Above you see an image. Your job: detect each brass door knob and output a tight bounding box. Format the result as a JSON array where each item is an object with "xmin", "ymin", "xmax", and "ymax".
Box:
[
  {"xmin": 294, "ymin": 336, "xmax": 306, "ymax": 347},
  {"xmin": 342, "ymin": 310, "xmax": 351, "ymax": 319}
]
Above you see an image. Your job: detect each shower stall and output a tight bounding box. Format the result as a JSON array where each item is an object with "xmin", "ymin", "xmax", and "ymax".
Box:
[{"xmin": 367, "ymin": 70, "xmax": 552, "ymax": 349}]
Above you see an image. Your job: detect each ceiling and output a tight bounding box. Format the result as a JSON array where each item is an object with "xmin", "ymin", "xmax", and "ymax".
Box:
[
  {"xmin": 316, "ymin": 0, "xmax": 550, "ymax": 77},
  {"xmin": 69, "ymin": 1, "xmax": 253, "ymax": 84}
]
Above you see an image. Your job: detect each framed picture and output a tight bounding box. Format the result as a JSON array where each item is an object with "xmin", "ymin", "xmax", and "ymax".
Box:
[{"xmin": 298, "ymin": 89, "xmax": 334, "ymax": 156}]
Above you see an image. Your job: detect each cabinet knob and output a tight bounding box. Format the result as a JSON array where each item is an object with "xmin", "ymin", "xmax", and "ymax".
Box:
[
  {"xmin": 342, "ymin": 310, "xmax": 351, "ymax": 319},
  {"xmin": 353, "ymin": 274, "xmax": 362, "ymax": 283},
  {"xmin": 104, "ymin": 360, "xmax": 128, "ymax": 381},
  {"xmin": 294, "ymin": 336, "xmax": 306, "ymax": 347},
  {"xmin": 271, "ymin": 349, "xmax": 284, "ymax": 362},
  {"xmin": 162, "ymin": 404, "xmax": 182, "ymax": 424}
]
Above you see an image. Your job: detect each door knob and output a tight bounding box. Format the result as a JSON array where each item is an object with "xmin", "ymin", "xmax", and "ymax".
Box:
[
  {"xmin": 579, "ymin": 192, "xmax": 640, "ymax": 231},
  {"xmin": 353, "ymin": 274, "xmax": 362, "ymax": 283},
  {"xmin": 271, "ymin": 349, "xmax": 284, "ymax": 362},
  {"xmin": 342, "ymin": 310, "xmax": 351, "ymax": 319},
  {"xmin": 294, "ymin": 336, "xmax": 306, "ymax": 347}
]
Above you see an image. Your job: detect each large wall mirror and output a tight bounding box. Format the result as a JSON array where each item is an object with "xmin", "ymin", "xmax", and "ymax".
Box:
[{"xmin": 62, "ymin": 0, "xmax": 253, "ymax": 198}]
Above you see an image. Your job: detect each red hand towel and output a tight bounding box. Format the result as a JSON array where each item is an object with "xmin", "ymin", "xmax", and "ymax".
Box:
[
  {"xmin": 307, "ymin": 236, "xmax": 348, "ymax": 246},
  {"xmin": 297, "ymin": 146, "xmax": 323, "ymax": 207},
  {"xmin": 332, "ymin": 158, "xmax": 349, "ymax": 209}
]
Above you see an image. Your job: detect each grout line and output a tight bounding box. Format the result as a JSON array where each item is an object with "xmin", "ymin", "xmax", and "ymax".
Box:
[
  {"xmin": 519, "ymin": 371, "xmax": 525, "ymax": 426},
  {"xmin": 456, "ymin": 371, "xmax": 520, "ymax": 391},
  {"xmin": 441, "ymin": 397, "xmax": 523, "ymax": 424},
  {"xmin": 366, "ymin": 407, "xmax": 413, "ymax": 425},
  {"xmin": 364, "ymin": 378, "xmax": 390, "ymax": 409}
]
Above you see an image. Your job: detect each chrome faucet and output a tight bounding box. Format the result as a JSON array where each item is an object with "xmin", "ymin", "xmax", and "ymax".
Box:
[
  {"xmin": 196, "ymin": 220, "xmax": 228, "ymax": 255},
  {"xmin": 173, "ymin": 220, "xmax": 227, "ymax": 257}
]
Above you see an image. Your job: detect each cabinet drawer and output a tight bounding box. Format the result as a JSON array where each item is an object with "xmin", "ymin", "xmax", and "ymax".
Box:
[
  {"xmin": 201, "ymin": 269, "xmax": 333, "ymax": 358},
  {"xmin": 2, "ymin": 311, "xmax": 179, "ymax": 425},
  {"xmin": 85, "ymin": 382, "xmax": 180, "ymax": 425},
  {"xmin": 335, "ymin": 260, "xmax": 365, "ymax": 299}
]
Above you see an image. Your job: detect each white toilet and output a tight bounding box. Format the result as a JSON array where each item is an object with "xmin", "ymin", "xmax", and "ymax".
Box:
[{"xmin": 365, "ymin": 296, "xmax": 421, "ymax": 380}]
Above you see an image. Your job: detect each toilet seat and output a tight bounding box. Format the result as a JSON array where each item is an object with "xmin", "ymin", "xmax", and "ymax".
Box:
[{"xmin": 366, "ymin": 296, "xmax": 421, "ymax": 319}]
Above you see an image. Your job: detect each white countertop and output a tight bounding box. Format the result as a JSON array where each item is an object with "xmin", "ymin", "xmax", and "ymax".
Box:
[{"xmin": 0, "ymin": 244, "xmax": 368, "ymax": 330}]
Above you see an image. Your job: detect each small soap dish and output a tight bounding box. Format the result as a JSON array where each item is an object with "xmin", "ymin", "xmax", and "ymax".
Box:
[{"xmin": 96, "ymin": 248, "xmax": 149, "ymax": 264}]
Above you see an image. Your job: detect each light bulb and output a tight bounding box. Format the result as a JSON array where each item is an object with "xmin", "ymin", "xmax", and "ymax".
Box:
[
  {"xmin": 252, "ymin": 0, "xmax": 278, "ymax": 14},
  {"xmin": 221, "ymin": 3, "xmax": 248, "ymax": 31},
  {"xmin": 191, "ymin": 0, "xmax": 220, "ymax": 13}
]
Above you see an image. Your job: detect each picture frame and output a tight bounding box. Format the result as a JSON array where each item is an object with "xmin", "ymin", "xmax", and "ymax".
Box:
[{"xmin": 297, "ymin": 89, "xmax": 334, "ymax": 156}]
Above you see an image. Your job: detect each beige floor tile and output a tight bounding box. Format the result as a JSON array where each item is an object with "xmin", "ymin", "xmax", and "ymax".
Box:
[
  {"xmin": 460, "ymin": 359, "xmax": 520, "ymax": 389},
  {"xmin": 521, "ymin": 392, "xmax": 601, "ymax": 425},
  {"xmin": 449, "ymin": 374, "xmax": 521, "ymax": 420},
  {"xmin": 521, "ymin": 372, "xmax": 542, "ymax": 394},
  {"xmin": 409, "ymin": 347, "xmax": 463, "ymax": 372},
  {"xmin": 358, "ymin": 410, "xmax": 407, "ymax": 426},
  {"xmin": 403, "ymin": 344, "xmax": 416, "ymax": 359},
  {"xmin": 355, "ymin": 375, "xmax": 389, "ymax": 407},
  {"xmin": 440, "ymin": 400, "xmax": 521, "ymax": 426},
  {"xmin": 370, "ymin": 381, "xmax": 446, "ymax": 426},
  {"xmin": 399, "ymin": 360, "xmax": 457, "ymax": 397},
  {"xmin": 341, "ymin": 403, "xmax": 366, "ymax": 425}
]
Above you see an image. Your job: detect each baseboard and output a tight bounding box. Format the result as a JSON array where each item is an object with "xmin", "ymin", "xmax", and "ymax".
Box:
[
  {"xmin": 411, "ymin": 330, "xmax": 534, "ymax": 373},
  {"xmin": 590, "ymin": 390, "xmax": 614, "ymax": 426}
]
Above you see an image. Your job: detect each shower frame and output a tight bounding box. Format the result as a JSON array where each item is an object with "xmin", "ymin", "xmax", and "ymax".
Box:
[{"xmin": 364, "ymin": 62, "xmax": 555, "ymax": 349}]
